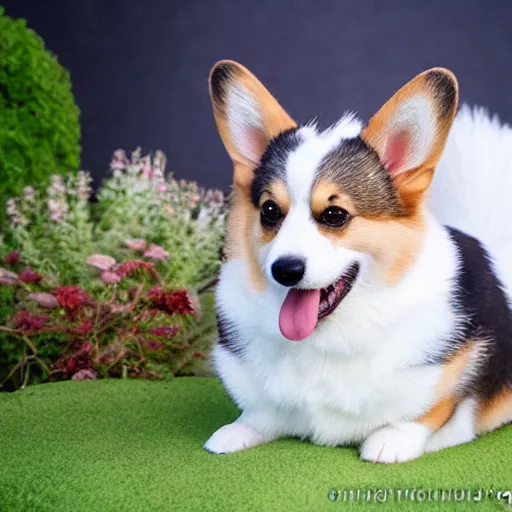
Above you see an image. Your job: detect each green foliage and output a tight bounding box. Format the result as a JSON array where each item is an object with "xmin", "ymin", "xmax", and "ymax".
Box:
[
  {"xmin": 0, "ymin": 149, "xmax": 225, "ymax": 389},
  {"xmin": 0, "ymin": 7, "xmax": 81, "ymax": 224}
]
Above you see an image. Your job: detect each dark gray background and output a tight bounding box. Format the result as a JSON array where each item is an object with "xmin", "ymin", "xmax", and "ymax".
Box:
[{"xmin": 3, "ymin": 0, "xmax": 512, "ymax": 191}]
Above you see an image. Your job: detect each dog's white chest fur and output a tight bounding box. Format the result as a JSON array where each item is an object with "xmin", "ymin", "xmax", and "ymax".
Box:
[
  {"xmin": 213, "ymin": 222, "xmax": 458, "ymax": 445},
  {"xmin": 217, "ymin": 337, "xmax": 441, "ymax": 445}
]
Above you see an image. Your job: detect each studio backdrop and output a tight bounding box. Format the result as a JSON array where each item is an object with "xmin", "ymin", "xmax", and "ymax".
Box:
[{"xmin": 4, "ymin": 0, "xmax": 512, "ymax": 191}]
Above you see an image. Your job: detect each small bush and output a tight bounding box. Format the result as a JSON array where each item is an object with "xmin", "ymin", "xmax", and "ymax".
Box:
[
  {"xmin": 0, "ymin": 149, "xmax": 225, "ymax": 390},
  {"xmin": 0, "ymin": 7, "xmax": 81, "ymax": 224}
]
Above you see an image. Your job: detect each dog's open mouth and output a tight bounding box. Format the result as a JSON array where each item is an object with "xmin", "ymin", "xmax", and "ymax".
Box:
[
  {"xmin": 279, "ymin": 263, "xmax": 360, "ymax": 342},
  {"xmin": 318, "ymin": 263, "xmax": 360, "ymax": 320}
]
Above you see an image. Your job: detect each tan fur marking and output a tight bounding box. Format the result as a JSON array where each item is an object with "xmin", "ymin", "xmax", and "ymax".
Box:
[
  {"xmin": 310, "ymin": 180, "xmax": 357, "ymax": 219},
  {"xmin": 260, "ymin": 181, "xmax": 290, "ymax": 211},
  {"xmin": 416, "ymin": 343, "xmax": 482, "ymax": 430},
  {"xmin": 476, "ymin": 388, "xmax": 512, "ymax": 434},
  {"xmin": 435, "ymin": 342, "xmax": 478, "ymax": 399},
  {"xmin": 417, "ymin": 395, "xmax": 457, "ymax": 430},
  {"xmin": 310, "ymin": 175, "xmax": 424, "ymax": 285},
  {"xmin": 259, "ymin": 182, "xmax": 290, "ymax": 244},
  {"xmin": 224, "ymin": 181, "xmax": 267, "ymax": 293},
  {"xmin": 320, "ymin": 213, "xmax": 424, "ymax": 285}
]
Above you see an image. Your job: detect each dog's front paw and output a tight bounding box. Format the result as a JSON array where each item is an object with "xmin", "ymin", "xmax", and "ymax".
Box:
[
  {"xmin": 360, "ymin": 423, "xmax": 431, "ymax": 464},
  {"xmin": 203, "ymin": 421, "xmax": 269, "ymax": 454}
]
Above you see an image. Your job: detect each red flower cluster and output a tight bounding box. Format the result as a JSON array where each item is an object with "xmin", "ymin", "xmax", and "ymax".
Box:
[
  {"xmin": 53, "ymin": 286, "xmax": 90, "ymax": 311},
  {"xmin": 147, "ymin": 287, "xmax": 195, "ymax": 316},
  {"xmin": 116, "ymin": 260, "xmax": 154, "ymax": 279},
  {"xmin": 13, "ymin": 310, "xmax": 47, "ymax": 333},
  {"xmin": 149, "ymin": 325, "xmax": 180, "ymax": 338},
  {"xmin": 19, "ymin": 267, "xmax": 43, "ymax": 284}
]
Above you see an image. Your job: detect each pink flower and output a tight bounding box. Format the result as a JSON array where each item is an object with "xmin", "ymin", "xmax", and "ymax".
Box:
[
  {"xmin": 54, "ymin": 286, "xmax": 90, "ymax": 311},
  {"xmin": 101, "ymin": 271, "xmax": 121, "ymax": 284},
  {"xmin": 5, "ymin": 251, "xmax": 19, "ymax": 265},
  {"xmin": 141, "ymin": 156, "xmax": 152, "ymax": 179},
  {"xmin": 124, "ymin": 239, "xmax": 147, "ymax": 251},
  {"xmin": 149, "ymin": 325, "xmax": 180, "ymax": 338},
  {"xmin": 87, "ymin": 254, "xmax": 117, "ymax": 271},
  {"xmin": 155, "ymin": 183, "xmax": 168, "ymax": 195},
  {"xmin": 28, "ymin": 292, "xmax": 59, "ymax": 308},
  {"xmin": 72, "ymin": 369, "xmax": 97, "ymax": 380},
  {"xmin": 19, "ymin": 267, "xmax": 43, "ymax": 284},
  {"xmin": 0, "ymin": 268, "xmax": 19, "ymax": 285},
  {"xmin": 143, "ymin": 244, "xmax": 169, "ymax": 261}
]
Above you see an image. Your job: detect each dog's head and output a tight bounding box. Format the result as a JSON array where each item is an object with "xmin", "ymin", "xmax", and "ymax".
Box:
[{"xmin": 209, "ymin": 61, "xmax": 458, "ymax": 341}]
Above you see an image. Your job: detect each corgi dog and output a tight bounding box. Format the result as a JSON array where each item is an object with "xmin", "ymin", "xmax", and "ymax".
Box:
[{"xmin": 203, "ymin": 60, "xmax": 512, "ymax": 463}]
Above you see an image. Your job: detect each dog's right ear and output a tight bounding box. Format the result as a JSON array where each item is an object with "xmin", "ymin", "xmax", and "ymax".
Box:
[{"xmin": 209, "ymin": 60, "xmax": 297, "ymax": 190}]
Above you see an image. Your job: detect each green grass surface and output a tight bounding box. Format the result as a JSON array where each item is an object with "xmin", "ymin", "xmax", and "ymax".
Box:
[{"xmin": 1, "ymin": 378, "xmax": 511, "ymax": 511}]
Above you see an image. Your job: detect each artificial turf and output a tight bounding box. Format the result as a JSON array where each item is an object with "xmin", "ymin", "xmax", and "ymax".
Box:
[{"xmin": 1, "ymin": 378, "xmax": 511, "ymax": 511}]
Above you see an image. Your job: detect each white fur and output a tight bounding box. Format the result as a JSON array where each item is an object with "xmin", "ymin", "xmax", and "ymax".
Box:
[
  {"xmin": 429, "ymin": 104, "xmax": 512, "ymax": 298},
  {"xmin": 226, "ymin": 83, "xmax": 264, "ymax": 165},
  {"xmin": 203, "ymin": 420, "xmax": 272, "ymax": 454},
  {"xmin": 360, "ymin": 422, "xmax": 432, "ymax": 463},
  {"xmin": 205, "ymin": 105, "xmax": 512, "ymax": 462}
]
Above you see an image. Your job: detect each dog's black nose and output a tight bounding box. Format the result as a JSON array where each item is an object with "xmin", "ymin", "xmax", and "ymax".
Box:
[{"xmin": 271, "ymin": 257, "xmax": 306, "ymax": 287}]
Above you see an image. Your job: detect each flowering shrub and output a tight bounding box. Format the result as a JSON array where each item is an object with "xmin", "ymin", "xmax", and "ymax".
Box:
[{"xmin": 0, "ymin": 149, "xmax": 225, "ymax": 390}]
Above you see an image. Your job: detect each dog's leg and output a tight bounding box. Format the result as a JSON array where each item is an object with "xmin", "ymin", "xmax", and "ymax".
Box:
[
  {"xmin": 359, "ymin": 422, "xmax": 432, "ymax": 463},
  {"xmin": 425, "ymin": 397, "xmax": 477, "ymax": 453},
  {"xmin": 360, "ymin": 395, "xmax": 459, "ymax": 463},
  {"xmin": 203, "ymin": 409, "xmax": 286, "ymax": 454}
]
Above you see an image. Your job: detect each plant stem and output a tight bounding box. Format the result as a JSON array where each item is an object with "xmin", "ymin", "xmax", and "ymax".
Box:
[
  {"xmin": 0, "ymin": 326, "xmax": 21, "ymax": 334},
  {"xmin": 22, "ymin": 358, "xmax": 31, "ymax": 389},
  {"xmin": 22, "ymin": 334, "xmax": 38, "ymax": 355}
]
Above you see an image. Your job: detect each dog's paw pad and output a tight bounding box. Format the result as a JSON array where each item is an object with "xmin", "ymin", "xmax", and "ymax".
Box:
[
  {"xmin": 204, "ymin": 422, "xmax": 267, "ymax": 454},
  {"xmin": 360, "ymin": 423, "xmax": 430, "ymax": 464}
]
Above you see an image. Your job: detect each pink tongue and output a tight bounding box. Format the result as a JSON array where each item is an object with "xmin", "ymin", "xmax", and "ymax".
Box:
[{"xmin": 279, "ymin": 288, "xmax": 321, "ymax": 341}]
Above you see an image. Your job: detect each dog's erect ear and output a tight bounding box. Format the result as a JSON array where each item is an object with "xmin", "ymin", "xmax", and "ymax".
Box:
[
  {"xmin": 209, "ymin": 60, "xmax": 297, "ymax": 189},
  {"xmin": 361, "ymin": 68, "xmax": 459, "ymax": 211}
]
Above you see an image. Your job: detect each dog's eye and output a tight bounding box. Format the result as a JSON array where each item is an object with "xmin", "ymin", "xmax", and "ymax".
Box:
[
  {"xmin": 318, "ymin": 206, "xmax": 350, "ymax": 228},
  {"xmin": 260, "ymin": 200, "xmax": 283, "ymax": 228}
]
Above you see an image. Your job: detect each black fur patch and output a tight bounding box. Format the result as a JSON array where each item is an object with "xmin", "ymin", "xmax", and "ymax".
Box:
[
  {"xmin": 425, "ymin": 70, "xmax": 458, "ymax": 119},
  {"xmin": 217, "ymin": 311, "xmax": 245, "ymax": 357},
  {"xmin": 251, "ymin": 127, "xmax": 301, "ymax": 206},
  {"xmin": 314, "ymin": 137, "xmax": 406, "ymax": 217},
  {"xmin": 447, "ymin": 227, "xmax": 512, "ymax": 398}
]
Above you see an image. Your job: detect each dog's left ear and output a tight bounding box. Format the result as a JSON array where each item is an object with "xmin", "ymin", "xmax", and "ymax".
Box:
[{"xmin": 361, "ymin": 68, "xmax": 459, "ymax": 212}]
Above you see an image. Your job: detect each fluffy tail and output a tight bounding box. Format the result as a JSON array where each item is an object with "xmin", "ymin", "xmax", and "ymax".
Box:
[{"xmin": 429, "ymin": 104, "xmax": 512, "ymax": 294}]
